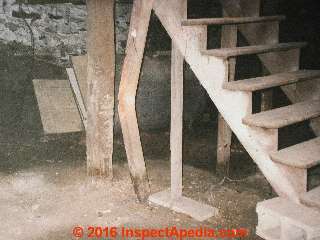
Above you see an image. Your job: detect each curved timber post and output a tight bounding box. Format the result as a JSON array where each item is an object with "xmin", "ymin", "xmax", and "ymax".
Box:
[{"xmin": 118, "ymin": 0, "xmax": 154, "ymax": 202}]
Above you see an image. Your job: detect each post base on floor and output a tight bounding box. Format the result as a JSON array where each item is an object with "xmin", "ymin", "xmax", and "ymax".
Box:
[{"xmin": 149, "ymin": 189, "xmax": 218, "ymax": 222}]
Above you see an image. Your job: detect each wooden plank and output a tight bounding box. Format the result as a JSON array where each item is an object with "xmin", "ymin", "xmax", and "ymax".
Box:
[
  {"xmin": 33, "ymin": 79, "xmax": 83, "ymax": 134},
  {"xmin": 223, "ymin": 70, "xmax": 320, "ymax": 91},
  {"xmin": 149, "ymin": 0, "xmax": 219, "ymax": 221},
  {"xmin": 201, "ymin": 42, "xmax": 307, "ymax": 59},
  {"xmin": 216, "ymin": 22, "xmax": 237, "ymax": 176},
  {"xmin": 217, "ymin": 114, "xmax": 233, "ymax": 175},
  {"xmin": 271, "ymin": 137, "xmax": 320, "ymax": 169},
  {"xmin": 71, "ymin": 55, "xmax": 88, "ymax": 107},
  {"xmin": 66, "ymin": 68, "xmax": 87, "ymax": 129},
  {"xmin": 182, "ymin": 15, "xmax": 285, "ymax": 26},
  {"xmin": 149, "ymin": 190, "xmax": 218, "ymax": 222},
  {"xmin": 170, "ymin": 43, "xmax": 184, "ymax": 199},
  {"xmin": 86, "ymin": 0, "xmax": 115, "ymax": 178},
  {"xmin": 243, "ymin": 100, "xmax": 320, "ymax": 129},
  {"xmin": 118, "ymin": 0, "xmax": 154, "ymax": 202}
]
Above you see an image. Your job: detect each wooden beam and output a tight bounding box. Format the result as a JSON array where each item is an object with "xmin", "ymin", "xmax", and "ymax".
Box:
[
  {"xmin": 170, "ymin": 44, "xmax": 184, "ymax": 199},
  {"xmin": 149, "ymin": 0, "xmax": 218, "ymax": 220},
  {"xmin": 118, "ymin": 0, "xmax": 154, "ymax": 202},
  {"xmin": 67, "ymin": 68, "xmax": 87, "ymax": 129},
  {"xmin": 216, "ymin": 17, "xmax": 237, "ymax": 176},
  {"xmin": 170, "ymin": 0, "xmax": 186, "ymax": 201},
  {"xmin": 86, "ymin": 0, "xmax": 115, "ymax": 178}
]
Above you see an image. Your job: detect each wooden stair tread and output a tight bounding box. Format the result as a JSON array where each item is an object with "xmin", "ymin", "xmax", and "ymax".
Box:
[
  {"xmin": 243, "ymin": 100, "xmax": 320, "ymax": 129},
  {"xmin": 271, "ymin": 137, "xmax": 320, "ymax": 168},
  {"xmin": 223, "ymin": 70, "xmax": 320, "ymax": 92},
  {"xmin": 201, "ymin": 42, "xmax": 307, "ymax": 59},
  {"xmin": 182, "ymin": 15, "xmax": 285, "ymax": 26},
  {"xmin": 300, "ymin": 186, "xmax": 320, "ymax": 210}
]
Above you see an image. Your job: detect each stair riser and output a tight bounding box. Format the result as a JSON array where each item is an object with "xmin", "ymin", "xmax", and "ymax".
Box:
[
  {"xmin": 182, "ymin": 25, "xmax": 207, "ymax": 51},
  {"xmin": 239, "ymin": 21, "xmax": 279, "ymax": 45},
  {"xmin": 259, "ymin": 48, "xmax": 300, "ymax": 74},
  {"xmin": 221, "ymin": 0, "xmax": 261, "ymax": 19},
  {"xmin": 277, "ymin": 164, "xmax": 307, "ymax": 195}
]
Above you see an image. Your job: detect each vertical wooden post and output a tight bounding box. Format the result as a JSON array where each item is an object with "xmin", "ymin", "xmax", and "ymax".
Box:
[
  {"xmin": 118, "ymin": 0, "xmax": 154, "ymax": 202},
  {"xmin": 170, "ymin": 43, "xmax": 184, "ymax": 199},
  {"xmin": 216, "ymin": 23, "xmax": 237, "ymax": 176},
  {"xmin": 170, "ymin": 0, "xmax": 186, "ymax": 200},
  {"xmin": 86, "ymin": 0, "xmax": 115, "ymax": 178}
]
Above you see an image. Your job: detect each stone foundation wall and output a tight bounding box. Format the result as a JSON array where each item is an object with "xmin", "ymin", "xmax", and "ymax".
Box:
[
  {"xmin": 0, "ymin": 1, "xmax": 131, "ymax": 63},
  {"xmin": 0, "ymin": 1, "xmax": 209, "ymax": 133}
]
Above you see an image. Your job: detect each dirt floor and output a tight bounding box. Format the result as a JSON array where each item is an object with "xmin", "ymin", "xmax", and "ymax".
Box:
[
  {"xmin": 0, "ymin": 131, "xmax": 272, "ymax": 240},
  {"xmin": 1, "ymin": 43, "xmax": 319, "ymax": 240}
]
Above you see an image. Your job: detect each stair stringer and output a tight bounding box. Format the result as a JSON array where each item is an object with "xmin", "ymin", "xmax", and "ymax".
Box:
[
  {"xmin": 153, "ymin": 0, "xmax": 302, "ymax": 202},
  {"xmin": 221, "ymin": 0, "xmax": 320, "ymax": 136}
]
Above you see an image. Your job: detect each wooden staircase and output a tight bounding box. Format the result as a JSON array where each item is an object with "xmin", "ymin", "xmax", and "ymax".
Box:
[
  {"xmin": 118, "ymin": 0, "xmax": 320, "ymax": 236},
  {"xmin": 150, "ymin": 0, "xmax": 320, "ymax": 200}
]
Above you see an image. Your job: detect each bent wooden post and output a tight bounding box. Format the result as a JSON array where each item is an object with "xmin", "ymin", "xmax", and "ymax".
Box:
[
  {"xmin": 118, "ymin": 0, "xmax": 154, "ymax": 202},
  {"xmin": 86, "ymin": 0, "xmax": 115, "ymax": 178}
]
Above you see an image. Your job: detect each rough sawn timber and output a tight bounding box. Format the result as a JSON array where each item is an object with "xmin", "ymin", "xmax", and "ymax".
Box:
[
  {"xmin": 118, "ymin": 0, "xmax": 153, "ymax": 202},
  {"xmin": 86, "ymin": 0, "xmax": 115, "ymax": 178},
  {"xmin": 216, "ymin": 13, "xmax": 237, "ymax": 176}
]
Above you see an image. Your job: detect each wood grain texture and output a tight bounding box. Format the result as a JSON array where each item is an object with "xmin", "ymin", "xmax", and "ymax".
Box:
[
  {"xmin": 223, "ymin": 70, "xmax": 320, "ymax": 91},
  {"xmin": 271, "ymin": 137, "xmax": 320, "ymax": 169},
  {"xmin": 66, "ymin": 68, "xmax": 87, "ymax": 129},
  {"xmin": 33, "ymin": 79, "xmax": 83, "ymax": 134},
  {"xmin": 243, "ymin": 100, "xmax": 320, "ymax": 129},
  {"xmin": 216, "ymin": 20, "xmax": 237, "ymax": 176},
  {"xmin": 86, "ymin": 0, "xmax": 115, "ymax": 178},
  {"xmin": 118, "ymin": 0, "xmax": 154, "ymax": 202},
  {"xmin": 201, "ymin": 42, "xmax": 307, "ymax": 59},
  {"xmin": 71, "ymin": 55, "xmax": 88, "ymax": 107},
  {"xmin": 170, "ymin": 42, "xmax": 184, "ymax": 199}
]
